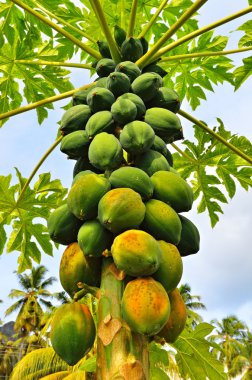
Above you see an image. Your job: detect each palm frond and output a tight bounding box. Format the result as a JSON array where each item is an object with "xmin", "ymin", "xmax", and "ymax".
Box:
[
  {"xmin": 7, "ymin": 289, "xmax": 27, "ymax": 299},
  {"xmin": 5, "ymin": 299, "xmax": 24, "ymax": 316},
  {"xmin": 40, "ymin": 277, "xmax": 58, "ymax": 289}
]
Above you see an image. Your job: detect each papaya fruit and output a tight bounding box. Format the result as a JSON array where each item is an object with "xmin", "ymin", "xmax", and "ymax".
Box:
[
  {"xmin": 115, "ymin": 61, "xmax": 141, "ymax": 83},
  {"xmin": 98, "ymin": 188, "xmax": 146, "ymax": 234},
  {"xmin": 151, "ymin": 171, "xmax": 194, "ymax": 212},
  {"xmin": 73, "ymin": 156, "xmax": 102, "ymax": 177},
  {"xmin": 157, "ymin": 288, "xmax": 187, "ymax": 343},
  {"xmin": 142, "ymin": 64, "xmax": 167, "ymax": 78},
  {"xmin": 141, "ymin": 199, "xmax": 182, "ymax": 245},
  {"xmin": 153, "ymin": 241, "xmax": 183, "ymax": 293},
  {"xmin": 144, "ymin": 107, "xmax": 182, "ymax": 142},
  {"xmin": 60, "ymin": 105, "xmax": 91, "ymax": 135},
  {"xmin": 77, "ymin": 219, "xmax": 113, "ymax": 257},
  {"xmin": 72, "ymin": 86, "xmax": 95, "ymax": 106},
  {"xmin": 50, "ymin": 303, "xmax": 95, "ymax": 365},
  {"xmin": 131, "ymin": 73, "xmax": 163, "ymax": 102},
  {"xmin": 94, "ymin": 76, "xmax": 109, "ymax": 88},
  {"xmin": 134, "ymin": 150, "xmax": 170, "ymax": 176},
  {"xmin": 86, "ymin": 88, "xmax": 115, "ymax": 113},
  {"xmin": 111, "ymin": 229, "xmax": 161, "ymax": 277},
  {"xmin": 151, "ymin": 135, "xmax": 173, "ymax": 166},
  {"xmin": 85, "ymin": 110, "xmax": 115, "ymax": 139},
  {"xmin": 47, "ymin": 204, "xmax": 83, "ymax": 245},
  {"xmin": 114, "ymin": 25, "xmax": 127, "ymax": 47},
  {"xmin": 95, "ymin": 58, "xmax": 116, "ymax": 77},
  {"xmin": 97, "ymin": 40, "xmax": 112, "ymax": 58},
  {"xmin": 107, "ymin": 72, "xmax": 131, "ymax": 97},
  {"xmin": 59, "ymin": 242, "xmax": 101, "ymax": 298},
  {"xmin": 119, "ymin": 120, "xmax": 155, "ymax": 154},
  {"xmin": 121, "ymin": 277, "xmax": 170, "ymax": 336},
  {"xmin": 118, "ymin": 93, "xmax": 146, "ymax": 119},
  {"xmin": 88, "ymin": 132, "xmax": 123, "ymax": 171},
  {"xmin": 72, "ymin": 170, "xmax": 95, "ymax": 185},
  {"xmin": 60, "ymin": 130, "xmax": 90, "ymax": 159},
  {"xmin": 139, "ymin": 36, "xmax": 149, "ymax": 55},
  {"xmin": 121, "ymin": 37, "xmax": 143, "ymax": 62},
  {"xmin": 111, "ymin": 98, "xmax": 137, "ymax": 125},
  {"xmin": 146, "ymin": 87, "xmax": 181, "ymax": 113},
  {"xmin": 177, "ymin": 215, "xmax": 200, "ymax": 256},
  {"xmin": 67, "ymin": 173, "xmax": 111, "ymax": 220},
  {"xmin": 109, "ymin": 166, "xmax": 154, "ymax": 200}
]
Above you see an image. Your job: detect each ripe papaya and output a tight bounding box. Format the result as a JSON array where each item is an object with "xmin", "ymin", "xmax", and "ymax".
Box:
[
  {"xmin": 73, "ymin": 156, "xmax": 102, "ymax": 177},
  {"xmin": 107, "ymin": 72, "xmax": 131, "ymax": 97},
  {"xmin": 86, "ymin": 88, "xmax": 115, "ymax": 113},
  {"xmin": 67, "ymin": 173, "xmax": 111, "ymax": 220},
  {"xmin": 158, "ymin": 288, "xmax": 187, "ymax": 343},
  {"xmin": 114, "ymin": 25, "xmax": 127, "ymax": 47},
  {"xmin": 119, "ymin": 120, "xmax": 155, "ymax": 154},
  {"xmin": 50, "ymin": 303, "xmax": 95, "ymax": 365},
  {"xmin": 85, "ymin": 111, "xmax": 115, "ymax": 139},
  {"xmin": 144, "ymin": 107, "xmax": 182, "ymax": 142},
  {"xmin": 111, "ymin": 98, "xmax": 137, "ymax": 125},
  {"xmin": 111, "ymin": 229, "xmax": 161, "ymax": 277},
  {"xmin": 177, "ymin": 215, "xmax": 200, "ymax": 256},
  {"xmin": 141, "ymin": 199, "xmax": 182, "ymax": 245},
  {"xmin": 117, "ymin": 93, "xmax": 146, "ymax": 119},
  {"xmin": 88, "ymin": 132, "xmax": 123, "ymax": 171},
  {"xmin": 146, "ymin": 87, "xmax": 181, "ymax": 113},
  {"xmin": 131, "ymin": 73, "xmax": 163, "ymax": 102},
  {"xmin": 142, "ymin": 64, "xmax": 167, "ymax": 78},
  {"xmin": 151, "ymin": 135, "xmax": 173, "ymax": 166},
  {"xmin": 151, "ymin": 171, "xmax": 194, "ymax": 213},
  {"xmin": 153, "ymin": 241, "xmax": 183, "ymax": 293},
  {"xmin": 60, "ymin": 130, "xmax": 90, "ymax": 159},
  {"xmin": 109, "ymin": 166, "xmax": 154, "ymax": 200},
  {"xmin": 47, "ymin": 204, "xmax": 83, "ymax": 245},
  {"xmin": 121, "ymin": 277, "xmax": 170, "ymax": 336},
  {"xmin": 60, "ymin": 105, "xmax": 91, "ymax": 135},
  {"xmin": 77, "ymin": 219, "xmax": 113, "ymax": 257},
  {"xmin": 115, "ymin": 61, "xmax": 141, "ymax": 83},
  {"xmin": 72, "ymin": 170, "xmax": 95, "ymax": 185},
  {"xmin": 59, "ymin": 242, "xmax": 101, "ymax": 298},
  {"xmin": 134, "ymin": 150, "xmax": 170, "ymax": 176},
  {"xmin": 97, "ymin": 41, "xmax": 112, "ymax": 58},
  {"xmin": 121, "ymin": 37, "xmax": 143, "ymax": 62},
  {"xmin": 98, "ymin": 188, "xmax": 146, "ymax": 234},
  {"xmin": 95, "ymin": 58, "xmax": 116, "ymax": 77}
]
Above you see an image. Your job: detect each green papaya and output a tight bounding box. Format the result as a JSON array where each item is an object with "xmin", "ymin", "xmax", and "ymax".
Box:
[
  {"xmin": 86, "ymin": 87, "xmax": 115, "ymax": 113},
  {"xmin": 131, "ymin": 73, "xmax": 163, "ymax": 102},
  {"xmin": 143, "ymin": 64, "xmax": 167, "ymax": 78},
  {"xmin": 50, "ymin": 303, "xmax": 95, "ymax": 365},
  {"xmin": 77, "ymin": 219, "xmax": 113, "ymax": 257},
  {"xmin": 60, "ymin": 105, "xmax": 91, "ymax": 135},
  {"xmin": 111, "ymin": 229, "xmax": 161, "ymax": 277},
  {"xmin": 85, "ymin": 110, "xmax": 115, "ymax": 139},
  {"xmin": 97, "ymin": 40, "xmax": 112, "ymax": 58},
  {"xmin": 144, "ymin": 107, "xmax": 182, "ymax": 142},
  {"xmin": 151, "ymin": 135, "xmax": 173, "ymax": 166},
  {"xmin": 96, "ymin": 58, "xmax": 116, "ymax": 77},
  {"xmin": 118, "ymin": 93, "xmax": 146, "ymax": 119},
  {"xmin": 165, "ymin": 129, "xmax": 184, "ymax": 144},
  {"xmin": 111, "ymin": 98, "xmax": 137, "ymax": 125},
  {"xmin": 72, "ymin": 85, "xmax": 95, "ymax": 106},
  {"xmin": 107, "ymin": 72, "xmax": 131, "ymax": 97},
  {"xmin": 67, "ymin": 173, "xmax": 111, "ymax": 220},
  {"xmin": 72, "ymin": 170, "xmax": 95, "ymax": 185},
  {"xmin": 177, "ymin": 215, "xmax": 200, "ymax": 256},
  {"xmin": 98, "ymin": 188, "xmax": 146, "ymax": 234},
  {"xmin": 94, "ymin": 76, "xmax": 109, "ymax": 88},
  {"xmin": 59, "ymin": 242, "xmax": 101, "ymax": 297},
  {"xmin": 151, "ymin": 171, "xmax": 194, "ymax": 212},
  {"xmin": 121, "ymin": 37, "xmax": 143, "ymax": 62},
  {"xmin": 141, "ymin": 199, "xmax": 182, "ymax": 245},
  {"xmin": 146, "ymin": 87, "xmax": 181, "ymax": 113},
  {"xmin": 114, "ymin": 25, "xmax": 127, "ymax": 47},
  {"xmin": 60, "ymin": 130, "xmax": 90, "ymax": 159},
  {"xmin": 73, "ymin": 156, "xmax": 102, "ymax": 177},
  {"xmin": 47, "ymin": 204, "xmax": 82, "ymax": 245},
  {"xmin": 139, "ymin": 36, "xmax": 149, "ymax": 55},
  {"xmin": 109, "ymin": 166, "xmax": 154, "ymax": 200},
  {"xmin": 134, "ymin": 150, "xmax": 170, "ymax": 176},
  {"xmin": 88, "ymin": 132, "xmax": 123, "ymax": 171},
  {"xmin": 115, "ymin": 61, "xmax": 141, "ymax": 83},
  {"xmin": 119, "ymin": 120, "xmax": 155, "ymax": 154}
]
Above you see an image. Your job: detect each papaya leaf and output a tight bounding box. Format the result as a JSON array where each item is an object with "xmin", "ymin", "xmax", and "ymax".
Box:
[
  {"xmin": 233, "ymin": 56, "xmax": 252, "ymax": 90},
  {"xmin": 78, "ymin": 354, "xmax": 97, "ymax": 372},
  {"xmin": 149, "ymin": 341, "xmax": 170, "ymax": 379}
]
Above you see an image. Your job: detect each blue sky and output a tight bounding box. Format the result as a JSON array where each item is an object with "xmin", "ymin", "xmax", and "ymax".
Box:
[{"xmin": 0, "ymin": 1, "xmax": 252, "ymax": 329}]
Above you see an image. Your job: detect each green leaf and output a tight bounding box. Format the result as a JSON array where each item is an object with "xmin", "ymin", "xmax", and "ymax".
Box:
[
  {"xmin": 78, "ymin": 355, "xmax": 97, "ymax": 372},
  {"xmin": 149, "ymin": 341, "xmax": 170, "ymax": 379},
  {"xmin": 233, "ymin": 56, "xmax": 252, "ymax": 90},
  {"xmin": 150, "ymin": 367, "xmax": 170, "ymax": 380}
]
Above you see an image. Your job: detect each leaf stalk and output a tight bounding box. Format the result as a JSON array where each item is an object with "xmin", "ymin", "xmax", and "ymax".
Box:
[
  {"xmin": 127, "ymin": 0, "xmax": 138, "ymax": 37},
  {"xmin": 15, "ymin": 59, "xmax": 93, "ymax": 69},
  {"xmin": 138, "ymin": 0, "xmax": 169, "ymax": 38}
]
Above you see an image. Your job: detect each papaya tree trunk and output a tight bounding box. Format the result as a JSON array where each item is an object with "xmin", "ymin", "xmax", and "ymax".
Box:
[{"xmin": 96, "ymin": 258, "xmax": 149, "ymax": 379}]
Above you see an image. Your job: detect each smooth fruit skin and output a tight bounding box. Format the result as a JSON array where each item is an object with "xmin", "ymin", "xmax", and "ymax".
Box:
[
  {"xmin": 177, "ymin": 214, "xmax": 200, "ymax": 256},
  {"xmin": 111, "ymin": 229, "xmax": 161, "ymax": 277},
  {"xmin": 119, "ymin": 120, "xmax": 155, "ymax": 154},
  {"xmin": 60, "ymin": 105, "xmax": 91, "ymax": 135},
  {"xmin": 60, "ymin": 130, "xmax": 90, "ymax": 159},
  {"xmin": 134, "ymin": 150, "xmax": 170, "ymax": 176},
  {"xmin": 50, "ymin": 303, "xmax": 95, "ymax": 365},
  {"xmin": 122, "ymin": 277, "xmax": 170, "ymax": 336}
]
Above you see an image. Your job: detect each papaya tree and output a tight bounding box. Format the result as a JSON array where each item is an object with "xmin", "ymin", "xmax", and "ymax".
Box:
[{"xmin": 0, "ymin": 0, "xmax": 252, "ymax": 379}]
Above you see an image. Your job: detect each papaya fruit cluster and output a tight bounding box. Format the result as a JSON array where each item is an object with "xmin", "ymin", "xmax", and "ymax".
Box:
[{"xmin": 48, "ymin": 32, "xmax": 200, "ymax": 365}]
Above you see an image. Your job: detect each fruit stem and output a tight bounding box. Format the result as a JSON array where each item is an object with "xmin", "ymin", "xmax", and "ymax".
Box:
[
  {"xmin": 137, "ymin": 0, "xmax": 169, "ymax": 39},
  {"xmin": 178, "ymin": 109, "xmax": 252, "ymax": 165},
  {"xmin": 136, "ymin": 0, "xmax": 208, "ymax": 68},
  {"xmin": 89, "ymin": 0, "xmax": 122, "ymax": 63},
  {"xmin": 74, "ymin": 284, "xmax": 100, "ymax": 301},
  {"xmin": 11, "ymin": 0, "xmax": 101, "ymax": 59},
  {"xmin": 14, "ymin": 59, "xmax": 93, "ymax": 70},
  {"xmin": 171, "ymin": 143, "xmax": 196, "ymax": 164},
  {"xmin": 127, "ymin": 0, "xmax": 138, "ymax": 37}
]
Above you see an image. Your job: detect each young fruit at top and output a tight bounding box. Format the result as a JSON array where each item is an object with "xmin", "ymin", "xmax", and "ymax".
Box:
[
  {"xmin": 86, "ymin": 88, "xmax": 115, "ymax": 113},
  {"xmin": 121, "ymin": 37, "xmax": 143, "ymax": 62},
  {"xmin": 119, "ymin": 120, "xmax": 155, "ymax": 154},
  {"xmin": 177, "ymin": 215, "xmax": 200, "ymax": 256},
  {"xmin": 142, "ymin": 64, "xmax": 167, "ymax": 78},
  {"xmin": 97, "ymin": 40, "xmax": 112, "ymax": 58},
  {"xmin": 50, "ymin": 303, "xmax": 96, "ymax": 365},
  {"xmin": 111, "ymin": 98, "xmax": 137, "ymax": 125},
  {"xmin": 111, "ymin": 229, "xmax": 161, "ymax": 277},
  {"xmin": 121, "ymin": 277, "xmax": 170, "ymax": 336},
  {"xmin": 114, "ymin": 25, "xmax": 127, "ymax": 47},
  {"xmin": 60, "ymin": 105, "xmax": 91, "ymax": 135},
  {"xmin": 144, "ymin": 107, "xmax": 182, "ymax": 142},
  {"xmin": 85, "ymin": 111, "xmax": 115, "ymax": 139},
  {"xmin": 134, "ymin": 150, "xmax": 170, "ymax": 176},
  {"xmin": 60, "ymin": 130, "xmax": 90, "ymax": 160},
  {"xmin": 98, "ymin": 188, "xmax": 146, "ymax": 234},
  {"xmin": 146, "ymin": 87, "xmax": 181, "ymax": 113},
  {"xmin": 151, "ymin": 135, "xmax": 173, "ymax": 166},
  {"xmin": 107, "ymin": 72, "xmax": 131, "ymax": 97},
  {"xmin": 96, "ymin": 58, "xmax": 116, "ymax": 77},
  {"xmin": 117, "ymin": 93, "xmax": 146, "ymax": 119},
  {"xmin": 115, "ymin": 61, "xmax": 141, "ymax": 83},
  {"xmin": 131, "ymin": 72, "xmax": 163, "ymax": 102}
]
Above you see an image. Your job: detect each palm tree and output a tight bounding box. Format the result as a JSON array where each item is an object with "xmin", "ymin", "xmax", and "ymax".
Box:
[{"xmin": 179, "ymin": 283, "xmax": 206, "ymax": 329}]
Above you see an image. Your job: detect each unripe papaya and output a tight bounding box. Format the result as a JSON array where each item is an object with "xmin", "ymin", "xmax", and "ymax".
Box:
[
  {"xmin": 114, "ymin": 25, "xmax": 127, "ymax": 47},
  {"xmin": 107, "ymin": 72, "xmax": 131, "ymax": 97},
  {"xmin": 146, "ymin": 87, "xmax": 181, "ymax": 113},
  {"xmin": 47, "ymin": 204, "xmax": 83, "ymax": 245},
  {"xmin": 98, "ymin": 188, "xmax": 146, "ymax": 234},
  {"xmin": 151, "ymin": 135, "xmax": 173, "ymax": 166},
  {"xmin": 111, "ymin": 98, "xmax": 137, "ymax": 125},
  {"xmin": 95, "ymin": 58, "xmax": 116, "ymax": 77},
  {"xmin": 120, "ymin": 121, "xmax": 155, "ymax": 154},
  {"xmin": 97, "ymin": 41, "xmax": 112, "ymax": 58},
  {"xmin": 67, "ymin": 173, "xmax": 111, "ymax": 220},
  {"xmin": 143, "ymin": 64, "xmax": 167, "ymax": 78},
  {"xmin": 134, "ymin": 150, "xmax": 170, "ymax": 176},
  {"xmin": 115, "ymin": 61, "xmax": 141, "ymax": 83},
  {"xmin": 153, "ymin": 241, "xmax": 183, "ymax": 293},
  {"xmin": 86, "ymin": 88, "xmax": 115, "ymax": 113},
  {"xmin": 60, "ymin": 105, "xmax": 91, "ymax": 135},
  {"xmin": 151, "ymin": 171, "xmax": 194, "ymax": 212},
  {"xmin": 60, "ymin": 130, "xmax": 89, "ymax": 159},
  {"xmin": 121, "ymin": 37, "xmax": 143, "ymax": 62},
  {"xmin": 118, "ymin": 93, "xmax": 146, "ymax": 119},
  {"xmin": 72, "ymin": 86, "xmax": 95, "ymax": 106},
  {"xmin": 85, "ymin": 111, "xmax": 115, "ymax": 139},
  {"xmin": 73, "ymin": 156, "xmax": 102, "ymax": 177},
  {"xmin": 141, "ymin": 199, "xmax": 182, "ymax": 245},
  {"xmin": 95, "ymin": 76, "xmax": 109, "ymax": 88},
  {"xmin": 88, "ymin": 132, "xmax": 123, "ymax": 171},
  {"xmin": 59, "ymin": 242, "xmax": 101, "ymax": 297},
  {"xmin": 139, "ymin": 36, "xmax": 149, "ymax": 55},
  {"xmin": 131, "ymin": 73, "xmax": 163, "ymax": 102},
  {"xmin": 72, "ymin": 170, "xmax": 95, "ymax": 185},
  {"xmin": 157, "ymin": 288, "xmax": 187, "ymax": 343},
  {"xmin": 111, "ymin": 229, "xmax": 161, "ymax": 277},
  {"xmin": 144, "ymin": 107, "xmax": 182, "ymax": 142},
  {"xmin": 50, "ymin": 303, "xmax": 95, "ymax": 365},
  {"xmin": 122, "ymin": 277, "xmax": 170, "ymax": 336},
  {"xmin": 177, "ymin": 215, "xmax": 200, "ymax": 256},
  {"xmin": 77, "ymin": 219, "xmax": 113, "ymax": 257},
  {"xmin": 109, "ymin": 166, "xmax": 154, "ymax": 200}
]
